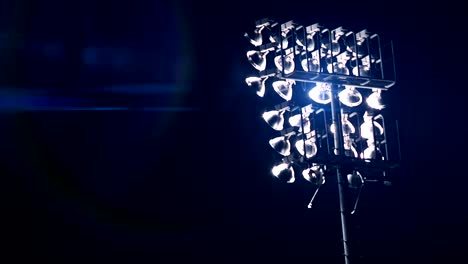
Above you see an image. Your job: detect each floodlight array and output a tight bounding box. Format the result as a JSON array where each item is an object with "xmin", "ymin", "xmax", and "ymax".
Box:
[{"xmin": 244, "ymin": 18, "xmax": 398, "ymax": 187}]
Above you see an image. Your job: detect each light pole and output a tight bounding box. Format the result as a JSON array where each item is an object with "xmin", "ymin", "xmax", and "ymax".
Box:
[{"xmin": 244, "ymin": 18, "xmax": 400, "ymax": 264}]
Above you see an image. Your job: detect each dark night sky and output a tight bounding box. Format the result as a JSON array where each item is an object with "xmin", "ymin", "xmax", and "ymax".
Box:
[{"xmin": 1, "ymin": 0, "xmax": 467, "ymax": 263}]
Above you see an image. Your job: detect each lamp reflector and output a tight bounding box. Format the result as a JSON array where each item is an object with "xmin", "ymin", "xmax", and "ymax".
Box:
[
  {"xmin": 262, "ymin": 110, "xmax": 285, "ymax": 131},
  {"xmin": 274, "ymin": 54, "xmax": 295, "ymax": 74},
  {"xmin": 360, "ymin": 112, "xmax": 384, "ymax": 140},
  {"xmin": 244, "ymin": 27, "xmax": 265, "ymax": 47},
  {"xmin": 327, "ymin": 62, "xmax": 350, "ymax": 75},
  {"xmin": 245, "ymin": 76, "xmax": 267, "ymax": 97},
  {"xmin": 347, "ymin": 171, "xmax": 364, "ymax": 189},
  {"xmin": 269, "ymin": 136, "xmax": 291, "ymax": 156},
  {"xmin": 330, "ymin": 113, "xmax": 356, "ymax": 135},
  {"xmin": 272, "ymin": 163, "xmax": 295, "ymax": 183},
  {"xmin": 288, "ymin": 114, "xmax": 301, "ymax": 127},
  {"xmin": 288, "ymin": 113, "xmax": 311, "ymax": 133},
  {"xmin": 302, "ymin": 165, "xmax": 325, "ymax": 185},
  {"xmin": 366, "ymin": 89, "xmax": 385, "ymax": 110},
  {"xmin": 352, "ymin": 56, "xmax": 371, "ymax": 77},
  {"xmin": 246, "ymin": 50, "xmax": 267, "ymax": 71},
  {"xmin": 308, "ymin": 83, "xmax": 331, "ymax": 104},
  {"xmin": 297, "ymin": 35, "xmax": 315, "ymax": 51},
  {"xmin": 360, "ymin": 141, "xmax": 384, "ymax": 160},
  {"xmin": 338, "ymin": 86, "xmax": 363, "ymax": 107},
  {"xmin": 301, "ymin": 58, "xmax": 320, "ymax": 72},
  {"xmin": 344, "ymin": 137, "xmax": 358, "ymax": 158},
  {"xmin": 352, "ymin": 65, "xmax": 371, "ymax": 77},
  {"xmin": 272, "ymin": 80, "xmax": 294, "ymax": 101},
  {"xmin": 295, "ymin": 139, "xmax": 317, "ymax": 158}
]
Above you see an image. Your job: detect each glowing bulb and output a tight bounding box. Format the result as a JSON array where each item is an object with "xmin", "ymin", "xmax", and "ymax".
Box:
[
  {"xmin": 330, "ymin": 113, "xmax": 356, "ymax": 135},
  {"xmin": 288, "ymin": 113, "xmax": 311, "ymax": 133},
  {"xmin": 244, "ymin": 26, "xmax": 265, "ymax": 47},
  {"xmin": 344, "ymin": 135, "xmax": 358, "ymax": 158},
  {"xmin": 274, "ymin": 54, "xmax": 295, "ymax": 74},
  {"xmin": 308, "ymin": 83, "xmax": 331, "ymax": 104},
  {"xmin": 352, "ymin": 65, "xmax": 371, "ymax": 77},
  {"xmin": 338, "ymin": 86, "xmax": 362, "ymax": 107},
  {"xmin": 272, "ymin": 163, "xmax": 295, "ymax": 183},
  {"xmin": 295, "ymin": 139, "xmax": 317, "ymax": 158},
  {"xmin": 245, "ymin": 76, "xmax": 267, "ymax": 97},
  {"xmin": 352, "ymin": 56, "xmax": 371, "ymax": 77},
  {"xmin": 301, "ymin": 58, "xmax": 320, "ymax": 72},
  {"xmin": 327, "ymin": 61, "xmax": 350, "ymax": 75},
  {"xmin": 330, "ymin": 41, "xmax": 340, "ymax": 56},
  {"xmin": 366, "ymin": 90, "xmax": 385, "ymax": 110},
  {"xmin": 297, "ymin": 35, "xmax": 315, "ymax": 51},
  {"xmin": 322, "ymin": 40, "xmax": 341, "ymax": 57},
  {"xmin": 360, "ymin": 112, "xmax": 384, "ymax": 140},
  {"xmin": 269, "ymin": 32, "xmax": 289, "ymax": 49},
  {"xmin": 360, "ymin": 142, "xmax": 384, "ymax": 160},
  {"xmin": 262, "ymin": 110, "xmax": 285, "ymax": 131},
  {"xmin": 246, "ymin": 50, "xmax": 268, "ymax": 71},
  {"xmin": 272, "ymin": 163, "xmax": 289, "ymax": 176},
  {"xmin": 347, "ymin": 171, "xmax": 363, "ymax": 189},
  {"xmin": 272, "ymin": 80, "xmax": 294, "ymax": 101},
  {"xmin": 302, "ymin": 165, "xmax": 325, "ymax": 185},
  {"xmin": 268, "ymin": 136, "xmax": 291, "ymax": 156}
]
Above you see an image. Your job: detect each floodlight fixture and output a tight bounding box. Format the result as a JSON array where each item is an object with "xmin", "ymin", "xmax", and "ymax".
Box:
[
  {"xmin": 272, "ymin": 80, "xmax": 295, "ymax": 101},
  {"xmin": 269, "ymin": 135, "xmax": 292, "ymax": 156},
  {"xmin": 309, "ymin": 82, "xmax": 332, "ymax": 104},
  {"xmin": 366, "ymin": 89, "xmax": 385, "ymax": 110},
  {"xmin": 245, "ymin": 76, "xmax": 268, "ymax": 97},
  {"xmin": 243, "ymin": 18, "xmax": 399, "ymax": 264},
  {"xmin": 247, "ymin": 50, "xmax": 271, "ymax": 71},
  {"xmin": 262, "ymin": 109, "xmax": 286, "ymax": 131},
  {"xmin": 338, "ymin": 86, "xmax": 363, "ymax": 107},
  {"xmin": 272, "ymin": 162, "xmax": 295, "ymax": 183}
]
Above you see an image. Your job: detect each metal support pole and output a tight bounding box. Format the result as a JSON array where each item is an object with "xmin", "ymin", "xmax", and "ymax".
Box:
[{"xmin": 330, "ymin": 85, "xmax": 351, "ymax": 264}]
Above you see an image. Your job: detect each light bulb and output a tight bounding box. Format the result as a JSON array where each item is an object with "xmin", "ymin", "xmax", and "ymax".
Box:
[
  {"xmin": 360, "ymin": 112, "xmax": 384, "ymax": 140},
  {"xmin": 295, "ymin": 138, "xmax": 317, "ymax": 158},
  {"xmin": 244, "ymin": 26, "xmax": 264, "ymax": 47},
  {"xmin": 262, "ymin": 110, "xmax": 285, "ymax": 131},
  {"xmin": 272, "ymin": 163, "xmax": 295, "ymax": 183},
  {"xmin": 302, "ymin": 165, "xmax": 325, "ymax": 185},
  {"xmin": 269, "ymin": 136, "xmax": 291, "ymax": 156},
  {"xmin": 288, "ymin": 113, "xmax": 311, "ymax": 133},
  {"xmin": 352, "ymin": 65, "xmax": 371, "ymax": 77},
  {"xmin": 274, "ymin": 54, "xmax": 295, "ymax": 74},
  {"xmin": 272, "ymin": 80, "xmax": 294, "ymax": 101},
  {"xmin": 327, "ymin": 61, "xmax": 350, "ymax": 75},
  {"xmin": 366, "ymin": 90, "xmax": 385, "ymax": 110},
  {"xmin": 308, "ymin": 83, "xmax": 331, "ymax": 104},
  {"xmin": 338, "ymin": 86, "xmax": 362, "ymax": 107},
  {"xmin": 347, "ymin": 171, "xmax": 364, "ymax": 189},
  {"xmin": 360, "ymin": 141, "xmax": 384, "ymax": 161},
  {"xmin": 297, "ymin": 34, "xmax": 315, "ymax": 51},
  {"xmin": 344, "ymin": 135, "xmax": 358, "ymax": 158},
  {"xmin": 245, "ymin": 76, "xmax": 267, "ymax": 97},
  {"xmin": 301, "ymin": 58, "xmax": 320, "ymax": 72},
  {"xmin": 246, "ymin": 50, "xmax": 268, "ymax": 71}
]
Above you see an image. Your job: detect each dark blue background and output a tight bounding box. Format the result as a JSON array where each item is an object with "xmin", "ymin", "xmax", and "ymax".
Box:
[{"xmin": 1, "ymin": 0, "xmax": 466, "ymax": 263}]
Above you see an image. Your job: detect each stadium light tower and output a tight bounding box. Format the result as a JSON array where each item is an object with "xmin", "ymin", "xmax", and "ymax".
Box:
[{"xmin": 244, "ymin": 18, "xmax": 400, "ymax": 264}]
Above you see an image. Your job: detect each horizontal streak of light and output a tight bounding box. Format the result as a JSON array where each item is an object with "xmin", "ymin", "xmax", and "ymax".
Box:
[{"xmin": 1, "ymin": 107, "xmax": 199, "ymax": 111}]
